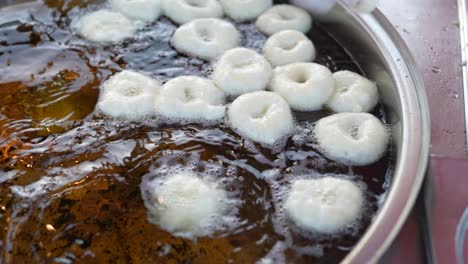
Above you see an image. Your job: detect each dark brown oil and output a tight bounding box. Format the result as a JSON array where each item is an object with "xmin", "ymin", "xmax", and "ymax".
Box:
[{"xmin": 0, "ymin": 1, "xmax": 393, "ymax": 263}]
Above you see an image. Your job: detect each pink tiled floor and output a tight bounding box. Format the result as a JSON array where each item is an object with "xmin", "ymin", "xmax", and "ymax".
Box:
[{"xmin": 380, "ymin": 0, "xmax": 467, "ymax": 262}]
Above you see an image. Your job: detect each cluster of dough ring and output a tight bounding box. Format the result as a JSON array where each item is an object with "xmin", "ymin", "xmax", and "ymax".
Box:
[{"xmin": 80, "ymin": 0, "xmax": 389, "ymax": 239}]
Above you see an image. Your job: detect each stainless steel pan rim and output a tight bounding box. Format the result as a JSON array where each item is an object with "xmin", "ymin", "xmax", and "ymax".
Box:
[{"xmin": 328, "ymin": 4, "xmax": 431, "ymax": 264}]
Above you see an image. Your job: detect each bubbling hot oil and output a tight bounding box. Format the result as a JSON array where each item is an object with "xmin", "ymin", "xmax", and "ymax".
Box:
[{"xmin": 0, "ymin": 1, "xmax": 393, "ymax": 263}]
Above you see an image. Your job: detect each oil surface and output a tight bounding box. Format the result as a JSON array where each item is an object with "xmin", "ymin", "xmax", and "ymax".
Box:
[{"xmin": 0, "ymin": 1, "xmax": 393, "ymax": 263}]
